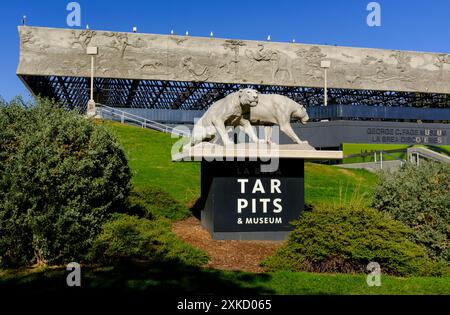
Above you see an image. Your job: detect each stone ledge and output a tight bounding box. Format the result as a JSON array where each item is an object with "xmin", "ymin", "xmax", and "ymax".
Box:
[{"xmin": 172, "ymin": 143, "xmax": 343, "ymax": 161}]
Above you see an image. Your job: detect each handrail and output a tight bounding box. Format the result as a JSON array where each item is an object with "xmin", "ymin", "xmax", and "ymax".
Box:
[
  {"xmin": 379, "ymin": 150, "xmax": 406, "ymax": 163},
  {"xmin": 344, "ymin": 147, "xmax": 408, "ymax": 159},
  {"xmin": 95, "ymin": 104, "xmax": 190, "ymax": 137},
  {"xmin": 407, "ymin": 147, "xmax": 450, "ymax": 165},
  {"xmin": 97, "ymin": 104, "xmax": 169, "ymax": 128}
]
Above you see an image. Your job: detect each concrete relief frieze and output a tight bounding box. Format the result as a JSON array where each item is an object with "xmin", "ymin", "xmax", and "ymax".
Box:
[
  {"xmin": 245, "ymin": 44, "xmax": 294, "ymax": 83},
  {"xmin": 295, "ymin": 46, "xmax": 327, "ymax": 83},
  {"xmin": 17, "ymin": 27, "xmax": 450, "ymax": 94},
  {"xmin": 181, "ymin": 56, "xmax": 209, "ymax": 81}
]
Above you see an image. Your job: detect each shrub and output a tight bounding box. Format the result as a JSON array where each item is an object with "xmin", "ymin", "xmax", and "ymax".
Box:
[
  {"xmin": 372, "ymin": 161, "xmax": 450, "ymax": 261},
  {"xmin": 88, "ymin": 214, "xmax": 208, "ymax": 266},
  {"xmin": 0, "ymin": 98, "xmax": 131, "ymax": 267},
  {"xmin": 128, "ymin": 187, "xmax": 191, "ymax": 221},
  {"xmin": 261, "ymin": 205, "xmax": 443, "ymax": 276}
]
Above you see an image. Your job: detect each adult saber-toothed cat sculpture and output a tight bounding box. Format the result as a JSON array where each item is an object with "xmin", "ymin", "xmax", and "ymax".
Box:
[
  {"xmin": 189, "ymin": 88, "xmax": 261, "ymax": 146},
  {"xmin": 188, "ymin": 89, "xmax": 309, "ymax": 146},
  {"xmin": 249, "ymin": 93, "xmax": 309, "ymax": 144}
]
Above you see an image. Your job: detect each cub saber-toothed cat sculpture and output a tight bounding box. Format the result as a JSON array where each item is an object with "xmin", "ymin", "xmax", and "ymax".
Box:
[{"xmin": 188, "ymin": 89, "xmax": 309, "ymax": 146}]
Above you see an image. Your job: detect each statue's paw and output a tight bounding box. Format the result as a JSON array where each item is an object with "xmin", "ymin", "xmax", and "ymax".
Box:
[{"xmin": 264, "ymin": 139, "xmax": 278, "ymax": 145}]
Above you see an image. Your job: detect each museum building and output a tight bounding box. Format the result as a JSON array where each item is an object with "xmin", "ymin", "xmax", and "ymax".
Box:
[{"xmin": 17, "ymin": 26, "xmax": 450, "ymax": 149}]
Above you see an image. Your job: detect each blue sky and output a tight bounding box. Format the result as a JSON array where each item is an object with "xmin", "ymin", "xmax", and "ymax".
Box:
[{"xmin": 1, "ymin": 0, "xmax": 450, "ymax": 101}]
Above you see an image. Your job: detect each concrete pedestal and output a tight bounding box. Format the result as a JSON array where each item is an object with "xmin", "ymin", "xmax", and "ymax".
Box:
[
  {"xmin": 173, "ymin": 143, "xmax": 342, "ymax": 240},
  {"xmin": 200, "ymin": 158, "xmax": 304, "ymax": 240}
]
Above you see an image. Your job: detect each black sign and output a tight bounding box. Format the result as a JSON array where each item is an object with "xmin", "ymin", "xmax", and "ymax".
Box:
[
  {"xmin": 214, "ymin": 177, "xmax": 303, "ymax": 232},
  {"xmin": 200, "ymin": 159, "xmax": 304, "ymax": 237}
]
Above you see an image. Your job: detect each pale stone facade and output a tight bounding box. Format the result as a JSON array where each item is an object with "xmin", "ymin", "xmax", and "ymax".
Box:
[{"xmin": 17, "ymin": 26, "xmax": 450, "ymax": 94}]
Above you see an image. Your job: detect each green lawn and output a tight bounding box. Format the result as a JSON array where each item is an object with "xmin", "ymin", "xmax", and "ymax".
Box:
[
  {"xmin": 304, "ymin": 163, "xmax": 377, "ymax": 207},
  {"xmin": 101, "ymin": 121, "xmax": 200, "ymax": 205},
  {"xmin": 102, "ymin": 121, "xmax": 378, "ymax": 208},
  {"xmin": 258, "ymin": 271, "xmax": 450, "ymax": 295},
  {"xmin": 1, "ymin": 264, "xmax": 449, "ymax": 295},
  {"xmin": 343, "ymin": 143, "xmax": 450, "ymax": 164}
]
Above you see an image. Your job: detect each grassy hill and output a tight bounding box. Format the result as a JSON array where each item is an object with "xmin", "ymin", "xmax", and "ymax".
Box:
[
  {"xmin": 101, "ymin": 121, "xmax": 200, "ymax": 205},
  {"xmin": 1, "ymin": 121, "xmax": 448, "ymax": 295},
  {"xmin": 101, "ymin": 121, "xmax": 378, "ymax": 208}
]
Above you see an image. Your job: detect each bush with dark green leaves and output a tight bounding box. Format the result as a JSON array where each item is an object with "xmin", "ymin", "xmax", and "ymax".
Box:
[
  {"xmin": 88, "ymin": 213, "xmax": 208, "ymax": 266},
  {"xmin": 0, "ymin": 98, "xmax": 131, "ymax": 267},
  {"xmin": 372, "ymin": 161, "xmax": 450, "ymax": 262},
  {"xmin": 261, "ymin": 205, "xmax": 446, "ymax": 276}
]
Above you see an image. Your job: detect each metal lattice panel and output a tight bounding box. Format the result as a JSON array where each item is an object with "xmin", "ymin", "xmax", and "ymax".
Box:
[{"xmin": 21, "ymin": 75, "xmax": 450, "ymax": 117}]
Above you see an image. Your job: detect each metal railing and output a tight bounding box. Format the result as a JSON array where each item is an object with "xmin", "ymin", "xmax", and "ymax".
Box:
[
  {"xmin": 95, "ymin": 104, "xmax": 190, "ymax": 137},
  {"xmin": 407, "ymin": 147, "xmax": 450, "ymax": 165},
  {"xmin": 344, "ymin": 148, "xmax": 406, "ymax": 169},
  {"xmin": 375, "ymin": 150, "xmax": 406, "ymax": 169}
]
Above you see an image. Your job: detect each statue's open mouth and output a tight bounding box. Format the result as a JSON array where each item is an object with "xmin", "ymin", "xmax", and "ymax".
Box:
[{"xmin": 249, "ymin": 100, "xmax": 258, "ymax": 106}]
